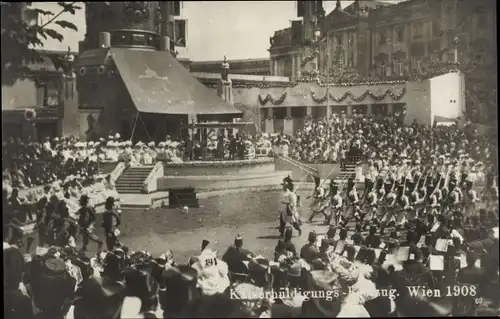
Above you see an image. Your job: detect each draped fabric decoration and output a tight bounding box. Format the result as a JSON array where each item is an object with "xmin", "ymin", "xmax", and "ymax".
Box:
[
  {"xmin": 310, "ymin": 87, "xmax": 407, "ymax": 103},
  {"xmin": 300, "ymin": 51, "xmax": 319, "ymax": 68},
  {"xmin": 258, "ymin": 92, "xmax": 287, "ymax": 106}
]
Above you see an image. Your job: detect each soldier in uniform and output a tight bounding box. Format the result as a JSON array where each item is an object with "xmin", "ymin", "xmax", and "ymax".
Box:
[
  {"xmin": 101, "ymin": 196, "xmax": 122, "ymax": 251},
  {"xmin": 426, "ymin": 183, "xmax": 440, "ymax": 216},
  {"xmin": 326, "ymin": 181, "xmax": 343, "ymax": 226},
  {"xmin": 464, "ymin": 180, "xmax": 479, "ymax": 217},
  {"xmin": 300, "ymin": 231, "xmax": 320, "ymax": 264},
  {"xmin": 345, "ymin": 177, "xmax": 361, "ymax": 223},
  {"xmin": 395, "ymin": 184, "xmax": 411, "ymax": 226},
  {"xmin": 381, "ymin": 181, "xmax": 397, "ymax": 225},
  {"xmin": 448, "ymin": 179, "xmax": 463, "ymax": 214},
  {"xmin": 307, "ymin": 176, "xmax": 327, "ymax": 223},
  {"xmin": 222, "ymin": 235, "xmax": 255, "ymax": 279},
  {"xmin": 363, "ymin": 178, "xmax": 378, "ymax": 221},
  {"xmin": 77, "ymin": 195, "xmax": 103, "ymax": 252}
]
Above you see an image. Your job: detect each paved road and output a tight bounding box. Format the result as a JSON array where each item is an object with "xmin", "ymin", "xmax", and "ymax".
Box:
[{"xmin": 25, "ymin": 189, "xmax": 336, "ymax": 262}]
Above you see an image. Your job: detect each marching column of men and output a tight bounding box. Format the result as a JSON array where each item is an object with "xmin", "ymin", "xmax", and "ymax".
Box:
[
  {"xmin": 307, "ymin": 160, "xmax": 498, "ymax": 229},
  {"xmin": 4, "ymin": 190, "xmax": 124, "ymax": 254}
]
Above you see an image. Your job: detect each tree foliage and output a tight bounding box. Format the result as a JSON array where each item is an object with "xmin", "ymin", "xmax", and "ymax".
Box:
[{"xmin": 1, "ymin": 2, "xmax": 81, "ymax": 85}]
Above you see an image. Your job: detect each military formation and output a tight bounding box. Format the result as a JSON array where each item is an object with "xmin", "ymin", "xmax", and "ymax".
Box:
[{"xmin": 306, "ymin": 157, "xmax": 497, "ymax": 230}]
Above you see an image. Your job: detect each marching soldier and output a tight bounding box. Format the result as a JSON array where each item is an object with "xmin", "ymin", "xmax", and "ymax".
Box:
[
  {"xmin": 102, "ymin": 196, "xmax": 122, "ymax": 251},
  {"xmin": 363, "ymin": 178, "xmax": 378, "ymax": 222},
  {"xmin": 396, "ymin": 184, "xmax": 411, "ymax": 226},
  {"xmin": 326, "ymin": 181, "xmax": 343, "ymax": 226},
  {"xmin": 77, "ymin": 195, "xmax": 103, "ymax": 252},
  {"xmin": 448, "ymin": 179, "xmax": 462, "ymax": 213},
  {"xmin": 426, "ymin": 183, "xmax": 440, "ymax": 215},
  {"xmin": 464, "ymin": 179, "xmax": 479, "ymax": 217},
  {"xmin": 307, "ymin": 177, "xmax": 327, "ymax": 223},
  {"xmin": 345, "ymin": 177, "xmax": 361, "ymax": 223},
  {"xmin": 381, "ymin": 180, "xmax": 397, "ymax": 225}
]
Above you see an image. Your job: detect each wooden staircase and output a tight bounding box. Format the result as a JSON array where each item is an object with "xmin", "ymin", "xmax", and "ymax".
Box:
[{"xmin": 115, "ymin": 166, "xmax": 154, "ymax": 194}]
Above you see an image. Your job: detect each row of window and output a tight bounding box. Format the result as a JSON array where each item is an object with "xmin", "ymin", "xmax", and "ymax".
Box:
[{"xmin": 260, "ymin": 104, "xmax": 405, "ymax": 119}]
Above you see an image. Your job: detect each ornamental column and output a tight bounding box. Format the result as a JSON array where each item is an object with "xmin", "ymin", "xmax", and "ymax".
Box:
[
  {"xmin": 284, "ymin": 107, "xmax": 293, "ymax": 134},
  {"xmin": 306, "ymin": 106, "xmax": 313, "ymax": 118},
  {"xmin": 269, "ymin": 59, "xmax": 274, "ymax": 76},
  {"xmin": 366, "ymin": 104, "xmax": 373, "ymax": 115},
  {"xmin": 274, "ymin": 59, "xmax": 279, "ymax": 76},
  {"xmin": 347, "ymin": 104, "xmax": 353, "ymax": 117},
  {"xmin": 291, "ymin": 55, "xmax": 296, "ymax": 81},
  {"xmin": 297, "ymin": 54, "xmax": 302, "ymax": 78},
  {"xmin": 265, "ymin": 107, "xmax": 274, "ymax": 133},
  {"xmin": 387, "ymin": 103, "xmax": 394, "ymax": 116}
]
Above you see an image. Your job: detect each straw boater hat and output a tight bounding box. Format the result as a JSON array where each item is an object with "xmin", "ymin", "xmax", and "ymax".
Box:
[
  {"xmin": 108, "ymin": 135, "xmax": 114, "ymax": 140},
  {"xmin": 158, "ymin": 142, "xmax": 166, "ymax": 148},
  {"xmin": 115, "ymin": 133, "xmax": 120, "ymax": 139},
  {"xmin": 135, "ymin": 141, "xmax": 144, "ymax": 148},
  {"xmin": 148, "ymin": 142, "xmax": 155, "ymax": 148}
]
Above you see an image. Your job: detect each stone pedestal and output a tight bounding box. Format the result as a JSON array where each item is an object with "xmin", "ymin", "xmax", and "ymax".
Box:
[
  {"xmin": 265, "ymin": 108, "xmax": 274, "ymax": 133},
  {"xmin": 217, "ymin": 79, "xmax": 233, "ymax": 104},
  {"xmin": 60, "ymin": 73, "xmax": 80, "ymax": 138}
]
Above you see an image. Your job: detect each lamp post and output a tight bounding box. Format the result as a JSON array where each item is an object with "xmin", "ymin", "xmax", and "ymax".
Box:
[{"xmin": 314, "ymin": 28, "xmax": 330, "ymax": 122}]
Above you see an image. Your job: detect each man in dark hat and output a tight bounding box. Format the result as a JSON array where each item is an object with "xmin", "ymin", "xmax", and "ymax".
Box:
[
  {"xmin": 160, "ymin": 265, "xmax": 201, "ymax": 317},
  {"xmin": 363, "ymin": 225, "xmax": 381, "ymax": 249},
  {"xmin": 5, "ymin": 246, "xmax": 35, "ymax": 319},
  {"xmin": 300, "ymin": 231, "xmax": 320, "ymax": 264},
  {"xmin": 223, "ymin": 234, "xmax": 255, "ymax": 277},
  {"xmin": 29, "ymin": 257, "xmax": 77, "ymax": 319},
  {"xmin": 102, "ymin": 196, "xmax": 122, "ymax": 251},
  {"xmin": 73, "ymin": 276, "xmax": 127, "ymax": 319},
  {"xmin": 77, "ymin": 194, "xmax": 103, "ymax": 252}
]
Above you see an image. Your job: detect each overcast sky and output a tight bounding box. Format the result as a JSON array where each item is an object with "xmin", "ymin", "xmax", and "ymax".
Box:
[{"xmin": 33, "ymin": 1, "xmax": 358, "ymax": 61}]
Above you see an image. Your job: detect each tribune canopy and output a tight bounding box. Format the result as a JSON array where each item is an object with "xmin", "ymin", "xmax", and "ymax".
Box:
[{"xmin": 111, "ymin": 48, "xmax": 242, "ymax": 115}]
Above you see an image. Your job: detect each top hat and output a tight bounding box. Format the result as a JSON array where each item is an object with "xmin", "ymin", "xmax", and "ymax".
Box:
[
  {"xmin": 73, "ymin": 277, "xmax": 126, "ymax": 319},
  {"xmin": 30, "ymin": 257, "xmax": 76, "ymax": 315}
]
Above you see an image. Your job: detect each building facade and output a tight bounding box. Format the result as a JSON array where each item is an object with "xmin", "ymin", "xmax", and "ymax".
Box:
[{"xmin": 268, "ymin": 0, "xmax": 496, "ymax": 123}]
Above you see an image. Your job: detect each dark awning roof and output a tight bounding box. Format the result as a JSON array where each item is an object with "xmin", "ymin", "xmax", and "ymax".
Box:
[{"xmin": 110, "ymin": 48, "xmax": 241, "ymax": 115}]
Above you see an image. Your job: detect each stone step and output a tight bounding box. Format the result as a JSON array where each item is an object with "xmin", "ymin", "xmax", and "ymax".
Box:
[{"xmin": 117, "ymin": 177, "xmax": 148, "ymax": 183}]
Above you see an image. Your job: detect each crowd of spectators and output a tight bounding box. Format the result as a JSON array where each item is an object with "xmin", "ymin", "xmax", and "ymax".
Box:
[
  {"xmin": 2, "ymin": 134, "xmax": 187, "ymax": 190},
  {"xmin": 3, "ymin": 191, "xmax": 499, "ymax": 318},
  {"xmin": 270, "ymin": 112, "xmax": 496, "ymax": 167},
  {"xmin": 3, "ymin": 112, "xmax": 500, "ymax": 318}
]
